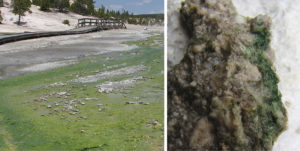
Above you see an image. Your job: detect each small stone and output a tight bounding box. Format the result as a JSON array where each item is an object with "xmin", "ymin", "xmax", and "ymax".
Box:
[
  {"xmin": 125, "ymin": 101, "xmax": 136, "ymax": 104},
  {"xmin": 47, "ymin": 105, "xmax": 52, "ymax": 108},
  {"xmin": 138, "ymin": 101, "xmax": 149, "ymax": 105},
  {"xmin": 86, "ymin": 98, "xmax": 99, "ymax": 101},
  {"xmin": 97, "ymin": 104, "xmax": 103, "ymax": 107},
  {"xmin": 57, "ymin": 92, "xmax": 67, "ymax": 96},
  {"xmin": 190, "ymin": 81, "xmax": 197, "ymax": 87},
  {"xmin": 98, "ymin": 108, "xmax": 105, "ymax": 112},
  {"xmin": 40, "ymin": 97, "xmax": 48, "ymax": 101},
  {"xmin": 147, "ymin": 120, "xmax": 158, "ymax": 125},
  {"xmin": 81, "ymin": 102, "xmax": 86, "ymax": 105},
  {"xmin": 80, "ymin": 130, "xmax": 85, "ymax": 133},
  {"xmin": 133, "ymin": 97, "xmax": 140, "ymax": 100}
]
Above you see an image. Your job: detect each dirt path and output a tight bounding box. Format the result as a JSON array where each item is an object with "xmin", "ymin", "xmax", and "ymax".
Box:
[{"xmin": 0, "ymin": 116, "xmax": 17, "ymax": 151}]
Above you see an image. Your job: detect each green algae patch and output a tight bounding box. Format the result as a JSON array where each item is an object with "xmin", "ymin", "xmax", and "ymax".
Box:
[
  {"xmin": 123, "ymin": 33, "xmax": 164, "ymax": 47},
  {"xmin": 168, "ymin": 0, "xmax": 287, "ymax": 151},
  {"xmin": 0, "ymin": 34, "xmax": 164, "ymax": 151}
]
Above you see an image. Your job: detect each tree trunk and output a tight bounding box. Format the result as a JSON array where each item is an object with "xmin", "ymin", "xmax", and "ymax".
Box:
[{"xmin": 18, "ymin": 14, "xmax": 21, "ymax": 25}]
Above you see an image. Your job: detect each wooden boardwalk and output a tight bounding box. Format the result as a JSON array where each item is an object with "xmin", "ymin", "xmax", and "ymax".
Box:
[
  {"xmin": 77, "ymin": 18, "xmax": 126, "ymax": 29},
  {"xmin": 0, "ymin": 18, "xmax": 127, "ymax": 45}
]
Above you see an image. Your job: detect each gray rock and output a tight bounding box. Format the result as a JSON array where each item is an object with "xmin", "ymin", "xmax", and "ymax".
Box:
[
  {"xmin": 147, "ymin": 120, "xmax": 158, "ymax": 125},
  {"xmin": 97, "ymin": 104, "xmax": 103, "ymax": 107},
  {"xmin": 125, "ymin": 101, "xmax": 136, "ymax": 104},
  {"xmin": 85, "ymin": 98, "xmax": 99, "ymax": 101},
  {"xmin": 138, "ymin": 101, "xmax": 149, "ymax": 105}
]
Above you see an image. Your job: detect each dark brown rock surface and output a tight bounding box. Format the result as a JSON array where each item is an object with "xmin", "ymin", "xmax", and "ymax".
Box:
[{"xmin": 167, "ymin": 0, "xmax": 287, "ymax": 150}]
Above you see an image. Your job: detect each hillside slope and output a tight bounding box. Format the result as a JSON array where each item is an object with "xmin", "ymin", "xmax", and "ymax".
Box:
[{"xmin": 0, "ymin": 0, "xmax": 89, "ymax": 33}]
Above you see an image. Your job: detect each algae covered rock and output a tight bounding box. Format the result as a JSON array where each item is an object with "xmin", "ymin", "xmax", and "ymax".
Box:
[{"xmin": 167, "ymin": 0, "xmax": 287, "ymax": 150}]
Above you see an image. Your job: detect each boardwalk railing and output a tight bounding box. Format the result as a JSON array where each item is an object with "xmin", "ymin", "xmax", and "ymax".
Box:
[
  {"xmin": 77, "ymin": 18, "xmax": 127, "ymax": 29},
  {"xmin": 0, "ymin": 18, "xmax": 127, "ymax": 45}
]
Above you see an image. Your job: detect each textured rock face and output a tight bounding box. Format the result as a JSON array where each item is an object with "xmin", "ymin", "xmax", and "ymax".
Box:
[{"xmin": 167, "ymin": 0, "xmax": 287, "ymax": 150}]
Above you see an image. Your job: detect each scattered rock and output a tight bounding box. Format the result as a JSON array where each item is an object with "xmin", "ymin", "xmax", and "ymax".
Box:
[
  {"xmin": 72, "ymin": 65, "xmax": 145, "ymax": 83},
  {"xmin": 133, "ymin": 97, "xmax": 140, "ymax": 100},
  {"xmin": 85, "ymin": 98, "xmax": 99, "ymax": 101},
  {"xmin": 98, "ymin": 108, "xmax": 105, "ymax": 112},
  {"xmin": 40, "ymin": 96, "xmax": 48, "ymax": 101},
  {"xmin": 80, "ymin": 130, "xmax": 85, "ymax": 133},
  {"xmin": 138, "ymin": 101, "xmax": 149, "ymax": 105},
  {"xmin": 47, "ymin": 105, "xmax": 52, "ymax": 108},
  {"xmin": 125, "ymin": 101, "xmax": 137, "ymax": 104},
  {"xmin": 49, "ymin": 82, "xmax": 66, "ymax": 87},
  {"xmin": 125, "ymin": 101, "xmax": 149, "ymax": 105},
  {"xmin": 97, "ymin": 104, "xmax": 103, "ymax": 107},
  {"xmin": 97, "ymin": 76, "xmax": 144, "ymax": 93},
  {"xmin": 98, "ymin": 87, "xmax": 113, "ymax": 93},
  {"xmin": 70, "ymin": 112, "xmax": 77, "ymax": 115},
  {"xmin": 57, "ymin": 92, "xmax": 68, "ymax": 96}
]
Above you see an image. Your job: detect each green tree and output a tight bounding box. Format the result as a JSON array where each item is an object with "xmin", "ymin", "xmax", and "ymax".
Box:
[
  {"xmin": 0, "ymin": 0, "xmax": 4, "ymax": 7},
  {"xmin": 70, "ymin": 0, "xmax": 95, "ymax": 15},
  {"xmin": 12, "ymin": 0, "xmax": 32, "ymax": 25},
  {"xmin": 32, "ymin": 0, "xmax": 41, "ymax": 6},
  {"xmin": 55, "ymin": 0, "xmax": 70, "ymax": 12},
  {"xmin": 0, "ymin": 10, "xmax": 3, "ymax": 24},
  {"xmin": 40, "ymin": 0, "xmax": 50, "ymax": 11},
  {"xmin": 97, "ymin": 5, "xmax": 105, "ymax": 18}
]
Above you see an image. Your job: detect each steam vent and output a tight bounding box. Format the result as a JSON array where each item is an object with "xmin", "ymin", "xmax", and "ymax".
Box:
[{"xmin": 167, "ymin": 0, "xmax": 287, "ymax": 150}]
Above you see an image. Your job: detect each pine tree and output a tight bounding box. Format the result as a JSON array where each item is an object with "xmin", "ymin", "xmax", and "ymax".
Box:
[
  {"xmin": 97, "ymin": 5, "xmax": 105, "ymax": 18},
  {"xmin": 70, "ymin": 0, "xmax": 95, "ymax": 15},
  {"xmin": 55, "ymin": 0, "xmax": 70, "ymax": 12},
  {"xmin": 40, "ymin": 0, "xmax": 50, "ymax": 11},
  {"xmin": 0, "ymin": 10, "xmax": 3, "ymax": 24},
  {"xmin": 12, "ymin": 0, "xmax": 31, "ymax": 25},
  {"xmin": 32, "ymin": 0, "xmax": 41, "ymax": 6}
]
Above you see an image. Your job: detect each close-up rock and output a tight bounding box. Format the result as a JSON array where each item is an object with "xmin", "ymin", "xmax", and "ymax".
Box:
[{"xmin": 167, "ymin": 0, "xmax": 287, "ymax": 150}]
